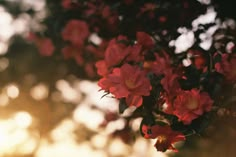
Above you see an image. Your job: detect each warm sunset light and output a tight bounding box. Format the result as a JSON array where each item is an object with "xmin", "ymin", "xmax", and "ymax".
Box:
[{"xmin": 0, "ymin": 0, "xmax": 235, "ymax": 157}]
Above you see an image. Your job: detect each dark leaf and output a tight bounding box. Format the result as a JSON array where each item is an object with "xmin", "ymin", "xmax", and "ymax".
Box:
[{"xmin": 119, "ymin": 98, "xmax": 128, "ymax": 114}]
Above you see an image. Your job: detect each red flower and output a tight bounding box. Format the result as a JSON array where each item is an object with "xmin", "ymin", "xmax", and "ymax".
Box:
[
  {"xmin": 142, "ymin": 125, "xmax": 186, "ymax": 152},
  {"xmin": 125, "ymin": 44, "xmax": 144, "ymax": 62},
  {"xmin": 62, "ymin": 20, "xmax": 90, "ymax": 47},
  {"xmin": 215, "ymin": 53, "xmax": 236, "ymax": 82},
  {"xmin": 173, "ymin": 89, "xmax": 213, "ymax": 125},
  {"xmin": 143, "ymin": 52, "xmax": 172, "ymax": 75},
  {"xmin": 61, "ymin": 45, "xmax": 84, "ymax": 65},
  {"xmin": 95, "ymin": 60, "xmax": 109, "ymax": 76},
  {"xmin": 124, "ymin": 0, "xmax": 134, "ymax": 5},
  {"xmin": 105, "ymin": 42, "xmax": 127, "ymax": 67},
  {"xmin": 98, "ymin": 64, "xmax": 151, "ymax": 107},
  {"xmin": 188, "ymin": 50, "xmax": 207, "ymax": 70},
  {"xmin": 125, "ymin": 94, "xmax": 143, "ymax": 107},
  {"xmin": 85, "ymin": 40, "xmax": 108, "ymax": 59},
  {"xmin": 161, "ymin": 70, "xmax": 180, "ymax": 99},
  {"xmin": 139, "ymin": 3, "xmax": 157, "ymax": 19},
  {"xmin": 61, "ymin": 0, "xmax": 72, "ymax": 9},
  {"xmin": 36, "ymin": 38, "xmax": 55, "ymax": 56},
  {"xmin": 27, "ymin": 33, "xmax": 54, "ymax": 56},
  {"xmin": 85, "ymin": 63, "xmax": 96, "ymax": 78},
  {"xmin": 159, "ymin": 16, "xmax": 167, "ymax": 23},
  {"xmin": 61, "ymin": 0, "xmax": 81, "ymax": 10},
  {"xmin": 95, "ymin": 35, "xmax": 144, "ymax": 78},
  {"xmin": 104, "ymin": 35, "xmax": 129, "ymax": 67},
  {"xmin": 136, "ymin": 32, "xmax": 154, "ymax": 50}
]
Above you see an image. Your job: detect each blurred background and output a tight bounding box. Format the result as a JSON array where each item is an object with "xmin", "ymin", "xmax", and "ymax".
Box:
[{"xmin": 0, "ymin": 0, "xmax": 235, "ymax": 157}]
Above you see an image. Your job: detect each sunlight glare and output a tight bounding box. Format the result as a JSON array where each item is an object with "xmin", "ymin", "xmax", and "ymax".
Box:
[
  {"xmin": 0, "ymin": 112, "xmax": 37, "ymax": 156},
  {"xmin": 0, "ymin": 42, "xmax": 8, "ymax": 55},
  {"xmin": 0, "ymin": 57, "xmax": 9, "ymax": 71},
  {"xmin": 90, "ymin": 134, "xmax": 108, "ymax": 149},
  {"xmin": 105, "ymin": 119, "xmax": 126, "ymax": 134},
  {"xmin": 89, "ymin": 33, "xmax": 102, "ymax": 45},
  {"xmin": 108, "ymin": 138, "xmax": 129, "ymax": 156},
  {"xmin": 0, "ymin": 6, "xmax": 14, "ymax": 41},
  {"xmin": 79, "ymin": 80, "xmax": 118, "ymax": 112},
  {"xmin": 56, "ymin": 79, "xmax": 82, "ymax": 103},
  {"xmin": 13, "ymin": 111, "xmax": 33, "ymax": 129},
  {"xmin": 13, "ymin": 13, "xmax": 31, "ymax": 35},
  {"xmin": 73, "ymin": 105, "xmax": 104, "ymax": 131},
  {"xmin": 50, "ymin": 119, "xmax": 76, "ymax": 142},
  {"xmin": 174, "ymin": 30, "xmax": 195, "ymax": 53},
  {"xmin": 30, "ymin": 83, "xmax": 49, "ymax": 100},
  {"xmin": 36, "ymin": 141, "xmax": 107, "ymax": 157},
  {"xmin": 0, "ymin": 93, "xmax": 9, "ymax": 106},
  {"xmin": 130, "ymin": 117, "xmax": 142, "ymax": 131},
  {"xmin": 6, "ymin": 84, "xmax": 20, "ymax": 99}
]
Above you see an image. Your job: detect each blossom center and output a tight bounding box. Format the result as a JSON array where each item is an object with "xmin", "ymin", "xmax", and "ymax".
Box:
[
  {"xmin": 156, "ymin": 135, "xmax": 167, "ymax": 144},
  {"xmin": 143, "ymin": 61, "xmax": 153, "ymax": 69},
  {"xmin": 72, "ymin": 30, "xmax": 79, "ymax": 37},
  {"xmin": 186, "ymin": 98, "xmax": 198, "ymax": 110},
  {"xmin": 125, "ymin": 79, "xmax": 136, "ymax": 89}
]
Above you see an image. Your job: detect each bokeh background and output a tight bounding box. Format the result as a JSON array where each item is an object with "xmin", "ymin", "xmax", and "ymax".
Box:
[{"xmin": 0, "ymin": 0, "xmax": 235, "ymax": 157}]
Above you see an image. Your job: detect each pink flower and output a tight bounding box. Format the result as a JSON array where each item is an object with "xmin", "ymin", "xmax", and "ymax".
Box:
[
  {"xmin": 62, "ymin": 20, "xmax": 90, "ymax": 47},
  {"xmin": 142, "ymin": 125, "xmax": 186, "ymax": 152},
  {"xmin": 215, "ymin": 53, "xmax": 236, "ymax": 82},
  {"xmin": 173, "ymin": 89, "xmax": 213, "ymax": 125},
  {"xmin": 98, "ymin": 64, "xmax": 152, "ymax": 107}
]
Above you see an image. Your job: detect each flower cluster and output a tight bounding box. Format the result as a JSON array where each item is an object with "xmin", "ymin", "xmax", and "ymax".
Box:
[
  {"xmin": 142, "ymin": 124, "xmax": 186, "ymax": 152},
  {"xmin": 96, "ymin": 31, "xmax": 216, "ymax": 151},
  {"xmin": 26, "ymin": 0, "xmax": 236, "ymax": 153},
  {"xmin": 97, "ymin": 33, "xmax": 153, "ymax": 107}
]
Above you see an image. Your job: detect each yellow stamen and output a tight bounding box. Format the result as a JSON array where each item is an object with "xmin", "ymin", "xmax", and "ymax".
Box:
[
  {"xmin": 156, "ymin": 135, "xmax": 167, "ymax": 144},
  {"xmin": 186, "ymin": 98, "xmax": 198, "ymax": 110},
  {"xmin": 125, "ymin": 80, "xmax": 136, "ymax": 89}
]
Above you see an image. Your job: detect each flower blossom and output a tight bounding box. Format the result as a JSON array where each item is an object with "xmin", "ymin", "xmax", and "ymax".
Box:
[
  {"xmin": 61, "ymin": 0, "xmax": 72, "ymax": 9},
  {"xmin": 98, "ymin": 63, "xmax": 151, "ymax": 107},
  {"xmin": 28, "ymin": 33, "xmax": 54, "ymax": 56},
  {"xmin": 96, "ymin": 35, "xmax": 143, "ymax": 76},
  {"xmin": 161, "ymin": 70, "xmax": 181, "ymax": 99},
  {"xmin": 188, "ymin": 49, "xmax": 207, "ymax": 70},
  {"xmin": 61, "ymin": 45, "xmax": 84, "ymax": 65},
  {"xmin": 95, "ymin": 60, "xmax": 109, "ymax": 76},
  {"xmin": 143, "ymin": 52, "xmax": 172, "ymax": 75},
  {"xmin": 215, "ymin": 53, "xmax": 236, "ymax": 82},
  {"xmin": 142, "ymin": 124, "xmax": 186, "ymax": 152},
  {"xmin": 136, "ymin": 32, "xmax": 154, "ymax": 50},
  {"xmin": 36, "ymin": 38, "xmax": 55, "ymax": 57},
  {"xmin": 62, "ymin": 20, "xmax": 90, "ymax": 47},
  {"xmin": 104, "ymin": 36, "xmax": 129, "ymax": 67},
  {"xmin": 172, "ymin": 89, "xmax": 213, "ymax": 125}
]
